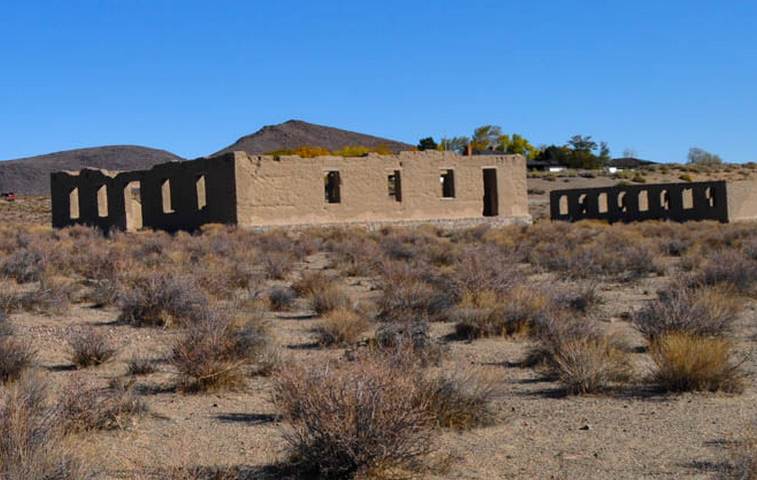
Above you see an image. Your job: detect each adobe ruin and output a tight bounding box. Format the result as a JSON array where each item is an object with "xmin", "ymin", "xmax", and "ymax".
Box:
[
  {"xmin": 51, "ymin": 151, "xmax": 531, "ymax": 231},
  {"xmin": 550, "ymin": 179, "xmax": 757, "ymax": 223}
]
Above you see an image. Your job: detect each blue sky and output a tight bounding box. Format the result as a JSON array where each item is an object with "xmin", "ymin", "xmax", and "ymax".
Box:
[{"xmin": 1, "ymin": 0, "xmax": 756, "ymax": 163}]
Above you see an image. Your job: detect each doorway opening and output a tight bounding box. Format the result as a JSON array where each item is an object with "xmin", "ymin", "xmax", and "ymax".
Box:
[{"xmin": 482, "ymin": 168, "xmax": 498, "ymax": 217}]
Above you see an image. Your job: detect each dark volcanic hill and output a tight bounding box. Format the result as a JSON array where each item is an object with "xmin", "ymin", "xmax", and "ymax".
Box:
[
  {"xmin": 212, "ymin": 119, "xmax": 414, "ymax": 156},
  {"xmin": 0, "ymin": 146, "xmax": 183, "ymax": 195}
]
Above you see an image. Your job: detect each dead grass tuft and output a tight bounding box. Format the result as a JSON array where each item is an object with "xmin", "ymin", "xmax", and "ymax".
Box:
[
  {"xmin": 312, "ymin": 308, "xmax": 371, "ymax": 347},
  {"xmin": 309, "ymin": 284, "xmax": 352, "ymax": 315},
  {"xmin": 650, "ymin": 332, "xmax": 745, "ymax": 393}
]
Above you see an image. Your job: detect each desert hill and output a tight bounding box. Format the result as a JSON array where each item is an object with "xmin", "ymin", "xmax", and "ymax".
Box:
[
  {"xmin": 212, "ymin": 119, "xmax": 413, "ymax": 156},
  {"xmin": 0, "ymin": 145, "xmax": 183, "ymax": 195}
]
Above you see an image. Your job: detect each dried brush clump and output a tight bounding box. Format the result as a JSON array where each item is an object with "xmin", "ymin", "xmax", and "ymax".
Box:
[
  {"xmin": 118, "ymin": 272, "xmax": 208, "ymax": 328},
  {"xmin": 309, "ymin": 284, "xmax": 352, "ymax": 315},
  {"xmin": 452, "ymin": 287, "xmax": 553, "ymax": 339},
  {"xmin": 273, "ymin": 357, "xmax": 435, "ymax": 479},
  {"xmin": 373, "ymin": 321, "xmax": 445, "ymax": 367},
  {"xmin": 632, "ymin": 286, "xmax": 742, "ymax": 340},
  {"xmin": 0, "ymin": 318, "xmax": 35, "ymax": 384},
  {"xmin": 170, "ymin": 311, "xmax": 272, "ymax": 392},
  {"xmin": 268, "ymin": 286, "xmax": 296, "ymax": 312},
  {"xmin": 0, "ymin": 247, "xmax": 47, "ymax": 283},
  {"xmin": 19, "ymin": 275, "xmax": 75, "ymax": 315},
  {"xmin": 650, "ymin": 332, "xmax": 745, "ymax": 393},
  {"xmin": 127, "ymin": 355, "xmax": 157, "ymax": 376},
  {"xmin": 551, "ymin": 337, "xmax": 633, "ymax": 394},
  {"xmin": 60, "ymin": 377, "xmax": 147, "ymax": 432},
  {"xmin": 0, "ymin": 373, "xmax": 95, "ymax": 480},
  {"xmin": 416, "ymin": 370, "xmax": 497, "ymax": 431},
  {"xmin": 68, "ymin": 328, "xmax": 117, "ymax": 368},
  {"xmin": 693, "ymin": 250, "xmax": 757, "ymax": 294},
  {"xmin": 311, "ymin": 308, "xmax": 371, "ymax": 347}
]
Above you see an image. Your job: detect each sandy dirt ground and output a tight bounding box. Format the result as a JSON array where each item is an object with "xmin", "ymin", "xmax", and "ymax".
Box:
[{"xmin": 6, "ymin": 251, "xmax": 756, "ymax": 480}]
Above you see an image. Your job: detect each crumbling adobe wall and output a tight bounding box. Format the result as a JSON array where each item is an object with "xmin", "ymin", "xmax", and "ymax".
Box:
[
  {"xmin": 51, "ymin": 155, "xmax": 238, "ymax": 232},
  {"xmin": 726, "ymin": 179, "xmax": 757, "ymax": 222},
  {"xmin": 549, "ymin": 181, "xmax": 729, "ymax": 223},
  {"xmin": 232, "ymin": 150, "xmax": 529, "ymax": 227}
]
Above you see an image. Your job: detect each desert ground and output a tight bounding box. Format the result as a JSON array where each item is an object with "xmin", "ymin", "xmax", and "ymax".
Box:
[{"xmin": 0, "ymin": 165, "xmax": 756, "ymax": 480}]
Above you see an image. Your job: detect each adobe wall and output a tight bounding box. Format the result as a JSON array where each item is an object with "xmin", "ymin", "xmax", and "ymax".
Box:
[
  {"xmin": 50, "ymin": 156, "xmax": 238, "ymax": 232},
  {"xmin": 549, "ymin": 181, "xmax": 729, "ymax": 223},
  {"xmin": 232, "ymin": 151, "xmax": 530, "ymax": 227},
  {"xmin": 726, "ymin": 179, "xmax": 757, "ymax": 222}
]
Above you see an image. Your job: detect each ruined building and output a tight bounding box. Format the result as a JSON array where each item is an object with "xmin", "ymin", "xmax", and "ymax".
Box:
[
  {"xmin": 550, "ymin": 179, "xmax": 757, "ymax": 223},
  {"xmin": 51, "ymin": 151, "xmax": 530, "ymax": 231}
]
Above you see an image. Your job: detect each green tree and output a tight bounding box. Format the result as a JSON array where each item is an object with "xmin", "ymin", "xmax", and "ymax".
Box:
[
  {"xmin": 499, "ymin": 133, "xmax": 538, "ymax": 159},
  {"xmin": 471, "ymin": 125, "xmax": 502, "ymax": 153},
  {"xmin": 687, "ymin": 147, "xmax": 723, "ymax": 165},
  {"xmin": 417, "ymin": 137, "xmax": 438, "ymax": 151},
  {"xmin": 438, "ymin": 137, "xmax": 469, "ymax": 154},
  {"xmin": 598, "ymin": 141, "xmax": 611, "ymax": 165}
]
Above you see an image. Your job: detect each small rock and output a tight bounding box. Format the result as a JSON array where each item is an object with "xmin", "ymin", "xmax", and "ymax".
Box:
[{"xmin": 579, "ymin": 424, "xmax": 591, "ymax": 431}]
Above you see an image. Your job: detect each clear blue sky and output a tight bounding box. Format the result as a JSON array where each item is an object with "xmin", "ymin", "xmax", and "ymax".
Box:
[{"xmin": 1, "ymin": 0, "xmax": 756, "ymax": 163}]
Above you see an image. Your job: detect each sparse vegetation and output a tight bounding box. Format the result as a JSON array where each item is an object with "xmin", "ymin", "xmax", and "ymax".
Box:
[
  {"xmin": 170, "ymin": 311, "xmax": 271, "ymax": 391},
  {"xmin": 273, "ymin": 357, "xmax": 435, "ymax": 478},
  {"xmin": 312, "ymin": 308, "xmax": 370, "ymax": 347},
  {"xmin": 650, "ymin": 332, "xmax": 745, "ymax": 393},
  {"xmin": 68, "ymin": 328, "xmax": 116, "ymax": 368}
]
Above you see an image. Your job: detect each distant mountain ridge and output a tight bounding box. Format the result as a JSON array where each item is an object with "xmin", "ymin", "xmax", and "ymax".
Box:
[
  {"xmin": 0, "ymin": 146, "xmax": 183, "ymax": 195},
  {"xmin": 0, "ymin": 120, "xmax": 413, "ymax": 195},
  {"xmin": 212, "ymin": 119, "xmax": 413, "ymax": 156}
]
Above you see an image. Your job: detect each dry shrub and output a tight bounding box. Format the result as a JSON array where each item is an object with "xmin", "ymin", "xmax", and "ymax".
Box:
[
  {"xmin": 417, "ymin": 370, "xmax": 496, "ymax": 431},
  {"xmin": 0, "ymin": 329, "xmax": 35, "ymax": 384},
  {"xmin": 373, "ymin": 321, "xmax": 444, "ymax": 367},
  {"xmin": 263, "ymin": 252, "xmax": 295, "ymax": 280},
  {"xmin": 118, "ymin": 272, "xmax": 208, "ymax": 327},
  {"xmin": 170, "ymin": 311, "xmax": 271, "ymax": 392},
  {"xmin": 68, "ymin": 328, "xmax": 116, "ymax": 368},
  {"xmin": 60, "ymin": 377, "xmax": 147, "ymax": 432},
  {"xmin": 632, "ymin": 286, "xmax": 742, "ymax": 340},
  {"xmin": 650, "ymin": 332, "xmax": 745, "ymax": 393},
  {"xmin": 291, "ymin": 271, "xmax": 330, "ymax": 297},
  {"xmin": 310, "ymin": 284, "xmax": 352, "ymax": 315},
  {"xmin": 273, "ymin": 358, "xmax": 435, "ymax": 479},
  {"xmin": 19, "ymin": 275, "xmax": 75, "ymax": 315},
  {"xmin": 552, "ymin": 337, "xmax": 633, "ymax": 394},
  {"xmin": 127, "ymin": 355, "xmax": 157, "ymax": 376},
  {"xmin": 452, "ymin": 287, "xmax": 552, "ymax": 339},
  {"xmin": 268, "ymin": 286, "xmax": 296, "ymax": 311},
  {"xmin": 193, "ymin": 256, "xmax": 261, "ymax": 300},
  {"xmin": 0, "ymin": 373, "xmax": 95, "ymax": 480},
  {"xmin": 549, "ymin": 282, "xmax": 602, "ymax": 314},
  {"xmin": 312, "ymin": 308, "xmax": 371, "ymax": 347},
  {"xmin": 377, "ymin": 278, "xmax": 450, "ymax": 323},
  {"xmin": 1, "ymin": 248, "xmax": 46, "ymax": 283},
  {"xmin": 693, "ymin": 250, "xmax": 757, "ymax": 294},
  {"xmin": 452, "ymin": 246, "xmax": 524, "ymax": 296}
]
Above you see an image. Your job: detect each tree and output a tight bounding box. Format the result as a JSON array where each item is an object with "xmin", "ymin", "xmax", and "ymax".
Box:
[
  {"xmin": 567, "ymin": 135, "xmax": 598, "ymax": 153},
  {"xmin": 438, "ymin": 137, "xmax": 469, "ymax": 154},
  {"xmin": 599, "ymin": 141, "xmax": 611, "ymax": 164},
  {"xmin": 622, "ymin": 147, "xmax": 638, "ymax": 158},
  {"xmin": 470, "ymin": 125, "xmax": 502, "ymax": 153},
  {"xmin": 497, "ymin": 133, "xmax": 538, "ymax": 159},
  {"xmin": 688, "ymin": 147, "xmax": 723, "ymax": 165},
  {"xmin": 417, "ymin": 137, "xmax": 438, "ymax": 151}
]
